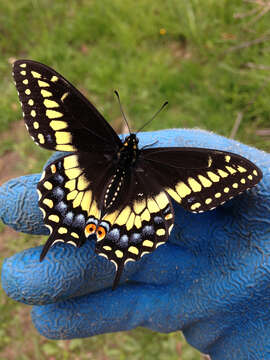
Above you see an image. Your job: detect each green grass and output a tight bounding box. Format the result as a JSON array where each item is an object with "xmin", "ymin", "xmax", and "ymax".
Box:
[{"xmin": 0, "ymin": 0, "xmax": 270, "ymax": 359}]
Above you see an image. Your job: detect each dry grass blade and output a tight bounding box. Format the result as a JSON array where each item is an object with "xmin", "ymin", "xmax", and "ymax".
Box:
[
  {"xmin": 234, "ymin": 0, "xmax": 270, "ymax": 26},
  {"xmin": 201, "ymin": 355, "xmax": 211, "ymax": 360},
  {"xmin": 246, "ymin": 2, "xmax": 270, "ymax": 25},
  {"xmin": 230, "ymin": 80, "xmax": 269, "ymax": 139},
  {"xmin": 230, "ymin": 111, "xmax": 244, "ymax": 139},
  {"xmin": 223, "ymin": 33, "xmax": 270, "ymax": 54},
  {"xmin": 234, "ymin": 7, "xmax": 260, "ymax": 19},
  {"xmin": 255, "ymin": 129, "xmax": 270, "ymax": 136},
  {"xmin": 245, "ymin": 62, "xmax": 270, "ymax": 70}
]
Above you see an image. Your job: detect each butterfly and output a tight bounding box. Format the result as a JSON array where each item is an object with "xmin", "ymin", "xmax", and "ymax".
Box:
[{"xmin": 13, "ymin": 59, "xmax": 262, "ymax": 289}]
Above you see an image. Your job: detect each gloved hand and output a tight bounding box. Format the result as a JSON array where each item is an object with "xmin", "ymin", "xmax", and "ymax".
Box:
[{"xmin": 1, "ymin": 129, "xmax": 269, "ymax": 360}]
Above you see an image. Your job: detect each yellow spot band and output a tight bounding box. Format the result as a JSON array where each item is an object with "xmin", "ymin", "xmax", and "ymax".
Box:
[
  {"xmin": 73, "ymin": 191, "xmax": 84, "ymax": 208},
  {"xmin": 190, "ymin": 202, "xmax": 201, "ymax": 210},
  {"xmin": 188, "ymin": 177, "xmax": 202, "ymax": 192},
  {"xmin": 38, "ymin": 80, "xmax": 49, "ymax": 87},
  {"xmin": 43, "ymin": 198, "xmax": 53, "ymax": 208},
  {"xmin": 237, "ymin": 166, "xmax": 247, "ymax": 173},
  {"xmin": 198, "ymin": 175, "xmax": 212, "ymax": 188},
  {"xmin": 41, "ymin": 89, "xmax": 52, "ymax": 97},
  {"xmin": 55, "ymin": 144, "xmax": 75, "ymax": 151},
  {"xmin": 50, "ymin": 120, "xmax": 68, "ymax": 130},
  {"xmin": 58, "ymin": 227, "xmax": 68, "ymax": 234},
  {"xmin": 43, "ymin": 181, "xmax": 53, "ymax": 190},
  {"xmin": 48, "ymin": 214, "xmax": 60, "ymax": 222},
  {"xmin": 71, "ymin": 232, "xmax": 79, "ymax": 239},
  {"xmin": 38, "ymin": 133, "xmax": 45, "ymax": 144},
  {"xmin": 155, "ymin": 192, "xmax": 169, "ymax": 209},
  {"xmin": 55, "ymin": 131, "xmax": 71, "ymax": 144},
  {"xmin": 46, "ymin": 110, "xmax": 63, "ymax": 119},
  {"xmin": 217, "ymin": 169, "xmax": 228, "ymax": 178},
  {"xmin": 128, "ymin": 246, "xmax": 139, "ymax": 255},
  {"xmin": 115, "ymin": 250, "xmax": 123, "ymax": 258},
  {"xmin": 63, "ymin": 155, "xmax": 78, "ymax": 169},
  {"xmin": 31, "ymin": 71, "xmax": 41, "ymax": 78},
  {"xmin": 142, "ymin": 240, "xmax": 153, "ymax": 247},
  {"xmin": 175, "ymin": 182, "xmax": 191, "ymax": 198},
  {"xmin": 207, "ymin": 171, "xmax": 220, "ymax": 182},
  {"xmin": 44, "ymin": 99, "xmax": 59, "ymax": 108},
  {"xmin": 156, "ymin": 228, "xmax": 166, "ymax": 236}
]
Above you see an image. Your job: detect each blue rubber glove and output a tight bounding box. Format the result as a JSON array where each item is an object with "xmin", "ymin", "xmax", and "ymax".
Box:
[{"xmin": 1, "ymin": 129, "xmax": 269, "ymax": 360}]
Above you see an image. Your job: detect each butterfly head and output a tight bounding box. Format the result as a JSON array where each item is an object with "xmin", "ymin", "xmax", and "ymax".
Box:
[
  {"xmin": 117, "ymin": 134, "xmax": 140, "ymax": 167},
  {"xmin": 123, "ymin": 133, "xmax": 139, "ymax": 148}
]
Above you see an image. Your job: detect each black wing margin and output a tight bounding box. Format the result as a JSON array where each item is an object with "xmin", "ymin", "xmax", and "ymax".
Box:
[
  {"xmin": 141, "ymin": 147, "xmax": 262, "ymax": 213},
  {"xmin": 13, "ymin": 59, "xmax": 122, "ymax": 152}
]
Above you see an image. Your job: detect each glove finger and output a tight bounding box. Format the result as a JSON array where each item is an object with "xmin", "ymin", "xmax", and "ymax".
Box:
[
  {"xmin": 0, "ymin": 174, "xmax": 48, "ymax": 235},
  {"xmin": 0, "ymin": 151, "xmax": 68, "ymax": 234},
  {"xmin": 1, "ymin": 237, "xmax": 195, "ymax": 304},
  {"xmin": 1, "ymin": 241, "xmax": 115, "ymax": 304},
  {"xmin": 31, "ymin": 282, "xmax": 180, "ymax": 339}
]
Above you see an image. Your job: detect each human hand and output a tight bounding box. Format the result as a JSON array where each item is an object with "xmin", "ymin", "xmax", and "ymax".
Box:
[{"xmin": 1, "ymin": 129, "xmax": 269, "ymax": 360}]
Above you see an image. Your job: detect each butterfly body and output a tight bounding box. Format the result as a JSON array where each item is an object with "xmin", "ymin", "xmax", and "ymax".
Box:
[
  {"xmin": 12, "ymin": 59, "xmax": 263, "ymax": 289},
  {"xmin": 105, "ymin": 135, "xmax": 140, "ymax": 208}
]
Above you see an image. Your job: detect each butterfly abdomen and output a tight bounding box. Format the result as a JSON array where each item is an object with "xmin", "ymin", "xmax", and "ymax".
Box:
[{"xmin": 104, "ymin": 170, "xmax": 126, "ymax": 210}]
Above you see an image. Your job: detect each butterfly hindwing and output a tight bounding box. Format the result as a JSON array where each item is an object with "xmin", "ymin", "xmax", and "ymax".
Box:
[
  {"xmin": 38, "ymin": 153, "xmax": 104, "ymax": 260},
  {"xmin": 141, "ymin": 147, "xmax": 262, "ymax": 213},
  {"xmin": 86, "ymin": 171, "xmax": 174, "ymax": 288},
  {"xmin": 13, "ymin": 59, "xmax": 122, "ymax": 152}
]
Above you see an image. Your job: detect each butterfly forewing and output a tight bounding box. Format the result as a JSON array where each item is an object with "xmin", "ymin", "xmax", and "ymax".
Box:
[
  {"xmin": 13, "ymin": 60, "xmax": 122, "ymax": 152},
  {"xmin": 142, "ymin": 147, "xmax": 262, "ymax": 212}
]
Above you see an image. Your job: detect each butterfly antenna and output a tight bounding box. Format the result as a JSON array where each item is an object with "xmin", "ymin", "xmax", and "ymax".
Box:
[
  {"xmin": 114, "ymin": 90, "xmax": 131, "ymax": 134},
  {"xmin": 136, "ymin": 101, "xmax": 168, "ymax": 134}
]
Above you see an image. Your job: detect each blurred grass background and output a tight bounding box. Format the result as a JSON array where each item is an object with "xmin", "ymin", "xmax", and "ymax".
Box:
[{"xmin": 0, "ymin": 0, "xmax": 270, "ymax": 359}]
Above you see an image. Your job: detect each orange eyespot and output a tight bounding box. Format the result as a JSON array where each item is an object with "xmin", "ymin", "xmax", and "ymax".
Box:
[
  {"xmin": 51, "ymin": 164, "xmax": 56, "ymax": 173},
  {"xmin": 96, "ymin": 226, "xmax": 106, "ymax": 240},
  {"xmin": 85, "ymin": 223, "xmax": 96, "ymax": 236}
]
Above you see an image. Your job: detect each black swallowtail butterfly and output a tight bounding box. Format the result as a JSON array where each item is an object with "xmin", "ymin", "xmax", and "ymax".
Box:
[{"xmin": 13, "ymin": 60, "xmax": 262, "ymax": 289}]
